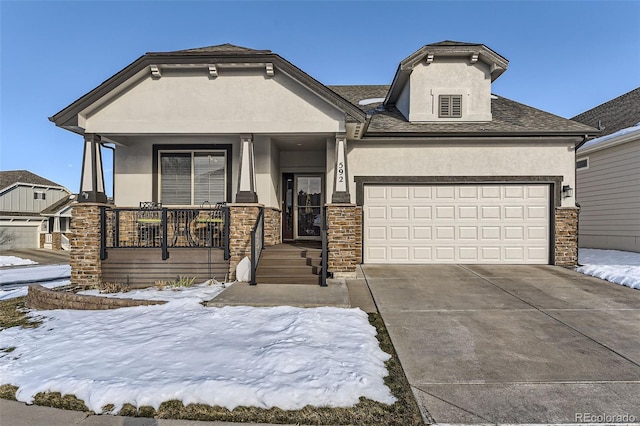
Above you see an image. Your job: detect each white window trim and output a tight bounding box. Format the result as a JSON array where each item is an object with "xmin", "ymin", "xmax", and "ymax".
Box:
[
  {"xmin": 577, "ymin": 157, "xmax": 589, "ymax": 171},
  {"xmin": 158, "ymin": 149, "xmax": 227, "ymax": 207}
]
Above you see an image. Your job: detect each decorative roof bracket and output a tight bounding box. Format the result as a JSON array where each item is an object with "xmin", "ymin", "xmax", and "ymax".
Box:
[
  {"xmin": 208, "ymin": 64, "xmax": 218, "ymax": 78},
  {"xmin": 470, "ymin": 53, "xmax": 479, "ymax": 63},
  {"xmin": 265, "ymin": 62, "xmax": 274, "ymax": 77},
  {"xmin": 150, "ymin": 65, "xmax": 162, "ymax": 79}
]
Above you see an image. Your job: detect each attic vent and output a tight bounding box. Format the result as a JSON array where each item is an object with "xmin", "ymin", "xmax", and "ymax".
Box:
[{"xmin": 439, "ymin": 95, "xmax": 462, "ymax": 118}]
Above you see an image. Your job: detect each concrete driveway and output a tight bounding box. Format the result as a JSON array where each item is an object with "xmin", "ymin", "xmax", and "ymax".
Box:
[{"xmin": 362, "ymin": 264, "xmax": 640, "ymax": 424}]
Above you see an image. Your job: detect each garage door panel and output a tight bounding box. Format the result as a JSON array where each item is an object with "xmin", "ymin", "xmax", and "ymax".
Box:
[
  {"xmin": 481, "ymin": 206, "xmax": 501, "ymax": 220},
  {"xmin": 435, "ymin": 206, "xmax": 455, "ymax": 219},
  {"xmin": 459, "ymin": 226, "xmax": 478, "ymax": 240},
  {"xmin": 364, "ymin": 183, "xmax": 550, "ymax": 264},
  {"xmin": 389, "ymin": 246, "xmax": 410, "ymax": 261},
  {"xmin": 413, "ymin": 227, "xmax": 432, "ymax": 240},
  {"xmin": 367, "ymin": 226, "xmax": 387, "ymax": 240},
  {"xmin": 504, "ymin": 206, "xmax": 524, "ymax": 219},
  {"xmin": 390, "ymin": 226, "xmax": 409, "ymax": 240},
  {"xmin": 390, "ymin": 206, "xmax": 409, "ymax": 220},
  {"xmin": 413, "ymin": 246, "xmax": 432, "ymax": 260},
  {"xmin": 458, "ymin": 186, "xmax": 479, "ymax": 199},
  {"xmin": 458, "ymin": 206, "xmax": 478, "ymax": 219},
  {"xmin": 413, "ymin": 206, "xmax": 431, "ymax": 219},
  {"xmin": 390, "ymin": 186, "xmax": 409, "ymax": 199}
]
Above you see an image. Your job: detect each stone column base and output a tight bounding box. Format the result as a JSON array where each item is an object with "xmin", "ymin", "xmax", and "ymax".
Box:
[
  {"xmin": 263, "ymin": 207, "xmax": 282, "ymax": 247},
  {"xmin": 228, "ymin": 203, "xmax": 262, "ymax": 280},
  {"xmin": 555, "ymin": 207, "xmax": 579, "ymax": 267},
  {"xmin": 71, "ymin": 203, "xmax": 107, "ymax": 287},
  {"xmin": 326, "ymin": 204, "xmax": 362, "ymax": 275}
]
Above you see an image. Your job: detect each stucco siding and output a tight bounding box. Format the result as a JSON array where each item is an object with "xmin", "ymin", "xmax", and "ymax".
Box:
[
  {"xmin": 83, "ymin": 71, "xmax": 345, "ymax": 134},
  {"xmin": 577, "ymin": 139, "xmax": 640, "ymax": 252},
  {"xmin": 348, "ymin": 140, "xmax": 577, "ymax": 207},
  {"xmin": 408, "ymin": 59, "xmax": 492, "ymax": 122},
  {"xmin": 113, "ymin": 136, "xmax": 241, "ymax": 207}
]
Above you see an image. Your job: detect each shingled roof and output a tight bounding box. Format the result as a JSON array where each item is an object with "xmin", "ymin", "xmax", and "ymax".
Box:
[
  {"xmin": 0, "ymin": 170, "xmax": 65, "ymax": 192},
  {"xmin": 572, "ymin": 87, "xmax": 640, "ymax": 137},
  {"xmin": 329, "ymin": 85, "xmax": 596, "ymax": 136},
  {"xmin": 159, "ymin": 43, "xmax": 272, "ymax": 55}
]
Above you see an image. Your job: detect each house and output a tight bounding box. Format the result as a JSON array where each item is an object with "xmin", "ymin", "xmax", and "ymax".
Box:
[
  {"xmin": 49, "ymin": 41, "xmax": 597, "ymax": 287},
  {"xmin": 572, "ymin": 87, "xmax": 640, "ymax": 253},
  {"xmin": 0, "ymin": 170, "xmax": 72, "ymax": 250}
]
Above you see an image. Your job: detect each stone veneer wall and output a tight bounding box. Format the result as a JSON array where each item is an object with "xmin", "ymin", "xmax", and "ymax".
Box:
[
  {"xmin": 326, "ymin": 204, "xmax": 362, "ymax": 277},
  {"xmin": 228, "ymin": 204, "xmax": 261, "ymax": 280},
  {"xmin": 70, "ymin": 203, "xmax": 104, "ymax": 286},
  {"xmin": 263, "ymin": 207, "xmax": 282, "ymax": 247},
  {"xmin": 27, "ymin": 284, "xmax": 166, "ymax": 310},
  {"xmin": 52, "ymin": 232, "xmax": 62, "ymax": 250},
  {"xmin": 555, "ymin": 207, "xmax": 579, "ymax": 267}
]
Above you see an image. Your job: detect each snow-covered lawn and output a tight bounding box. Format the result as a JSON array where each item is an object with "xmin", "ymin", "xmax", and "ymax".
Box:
[
  {"xmin": 0, "ymin": 255, "xmax": 37, "ymax": 267},
  {"xmin": 577, "ymin": 248, "xmax": 640, "ymax": 290},
  {"xmin": 0, "ymin": 282, "xmax": 395, "ymax": 414}
]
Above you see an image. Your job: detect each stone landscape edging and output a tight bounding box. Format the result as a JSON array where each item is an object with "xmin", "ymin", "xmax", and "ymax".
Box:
[{"xmin": 26, "ymin": 284, "xmax": 166, "ymax": 310}]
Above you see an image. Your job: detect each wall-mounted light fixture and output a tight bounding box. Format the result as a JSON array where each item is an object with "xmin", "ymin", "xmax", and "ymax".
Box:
[{"xmin": 562, "ymin": 185, "xmax": 574, "ymax": 199}]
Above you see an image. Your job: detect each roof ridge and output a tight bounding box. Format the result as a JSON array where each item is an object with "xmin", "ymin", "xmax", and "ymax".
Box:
[{"xmin": 163, "ymin": 43, "xmax": 272, "ymax": 54}]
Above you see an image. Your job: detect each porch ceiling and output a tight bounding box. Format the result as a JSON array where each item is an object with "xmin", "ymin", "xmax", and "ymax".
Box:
[{"xmin": 272, "ymin": 135, "xmax": 328, "ymax": 151}]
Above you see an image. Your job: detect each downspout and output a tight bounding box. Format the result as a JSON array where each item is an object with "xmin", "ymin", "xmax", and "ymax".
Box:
[
  {"xmin": 574, "ymin": 135, "xmax": 590, "ymax": 265},
  {"xmin": 100, "ymin": 143, "xmax": 115, "ymax": 203}
]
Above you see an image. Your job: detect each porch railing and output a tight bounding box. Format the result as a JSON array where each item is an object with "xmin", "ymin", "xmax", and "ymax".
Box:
[
  {"xmin": 321, "ymin": 207, "xmax": 328, "ymax": 287},
  {"xmin": 61, "ymin": 234, "xmax": 71, "ymax": 251},
  {"xmin": 100, "ymin": 205, "xmax": 230, "ymax": 261},
  {"xmin": 250, "ymin": 208, "xmax": 265, "ymax": 285}
]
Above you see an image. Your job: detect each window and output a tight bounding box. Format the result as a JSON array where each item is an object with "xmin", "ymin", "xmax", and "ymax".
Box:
[
  {"xmin": 34, "ymin": 191, "xmax": 46, "ymax": 200},
  {"xmin": 577, "ymin": 157, "xmax": 589, "ymax": 170},
  {"xmin": 439, "ymin": 95, "xmax": 462, "ymax": 118},
  {"xmin": 159, "ymin": 151, "xmax": 226, "ymax": 205}
]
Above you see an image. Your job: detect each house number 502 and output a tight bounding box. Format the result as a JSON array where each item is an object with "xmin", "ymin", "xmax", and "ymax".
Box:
[{"xmin": 338, "ymin": 162, "xmax": 344, "ymax": 182}]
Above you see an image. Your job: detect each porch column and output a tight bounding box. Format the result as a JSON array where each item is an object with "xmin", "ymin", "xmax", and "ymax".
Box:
[
  {"xmin": 79, "ymin": 133, "xmax": 107, "ymax": 203},
  {"xmin": 235, "ymin": 134, "xmax": 258, "ymax": 203},
  {"xmin": 331, "ymin": 134, "xmax": 351, "ymax": 203}
]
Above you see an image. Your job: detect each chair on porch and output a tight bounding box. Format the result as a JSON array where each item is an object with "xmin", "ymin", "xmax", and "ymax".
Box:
[{"xmin": 137, "ymin": 201, "xmax": 162, "ymax": 247}]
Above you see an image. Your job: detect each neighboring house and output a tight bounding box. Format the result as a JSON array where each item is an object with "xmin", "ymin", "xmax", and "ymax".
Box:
[
  {"xmin": 572, "ymin": 87, "xmax": 640, "ymax": 253},
  {"xmin": 0, "ymin": 170, "xmax": 71, "ymax": 250},
  {"xmin": 49, "ymin": 41, "xmax": 596, "ymax": 286}
]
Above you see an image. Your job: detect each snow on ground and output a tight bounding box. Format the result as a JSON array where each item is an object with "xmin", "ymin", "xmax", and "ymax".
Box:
[
  {"xmin": 0, "ymin": 283, "xmax": 395, "ymax": 413},
  {"xmin": 0, "ymin": 256, "xmax": 37, "ymax": 267},
  {"xmin": 0, "ymin": 264, "xmax": 71, "ymax": 286},
  {"xmin": 577, "ymin": 248, "xmax": 640, "ymax": 290},
  {"xmin": 0, "ymin": 279, "xmax": 70, "ymax": 301}
]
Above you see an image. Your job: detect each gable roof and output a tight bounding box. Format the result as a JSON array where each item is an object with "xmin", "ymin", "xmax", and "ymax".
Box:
[
  {"xmin": 41, "ymin": 194, "xmax": 76, "ymax": 215},
  {"xmin": 0, "ymin": 170, "xmax": 66, "ymax": 192},
  {"xmin": 572, "ymin": 87, "xmax": 640, "ymax": 137},
  {"xmin": 385, "ymin": 41, "xmax": 510, "ymax": 107},
  {"xmin": 330, "ymin": 85, "xmax": 597, "ymax": 136},
  {"xmin": 49, "ymin": 44, "xmax": 366, "ymax": 132}
]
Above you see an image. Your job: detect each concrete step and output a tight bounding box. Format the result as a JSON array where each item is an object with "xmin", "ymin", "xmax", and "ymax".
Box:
[
  {"xmin": 258, "ymin": 256, "xmax": 322, "ymax": 267},
  {"xmin": 256, "ymin": 275, "xmax": 321, "ymax": 285},
  {"xmin": 256, "ymin": 265, "xmax": 320, "ymax": 276}
]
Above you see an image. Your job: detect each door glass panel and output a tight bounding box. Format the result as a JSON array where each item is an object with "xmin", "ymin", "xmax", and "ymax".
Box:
[{"xmin": 296, "ymin": 176, "xmax": 322, "ymax": 238}]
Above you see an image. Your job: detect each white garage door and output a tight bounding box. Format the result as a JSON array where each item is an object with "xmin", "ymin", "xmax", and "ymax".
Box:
[
  {"xmin": 0, "ymin": 224, "xmax": 40, "ymax": 250},
  {"xmin": 364, "ymin": 184, "xmax": 550, "ymax": 264}
]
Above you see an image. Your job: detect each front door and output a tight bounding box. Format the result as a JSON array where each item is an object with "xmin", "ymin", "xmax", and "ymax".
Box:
[{"xmin": 282, "ymin": 174, "xmax": 323, "ymax": 241}]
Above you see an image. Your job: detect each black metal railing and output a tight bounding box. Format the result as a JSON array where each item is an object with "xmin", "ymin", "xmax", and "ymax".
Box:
[
  {"xmin": 250, "ymin": 208, "xmax": 265, "ymax": 285},
  {"xmin": 321, "ymin": 206, "xmax": 328, "ymax": 287},
  {"xmin": 100, "ymin": 205, "xmax": 230, "ymax": 261}
]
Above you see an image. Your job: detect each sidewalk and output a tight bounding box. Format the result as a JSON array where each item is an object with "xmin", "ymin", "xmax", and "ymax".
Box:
[{"xmin": 0, "ymin": 398, "xmax": 291, "ymax": 426}]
